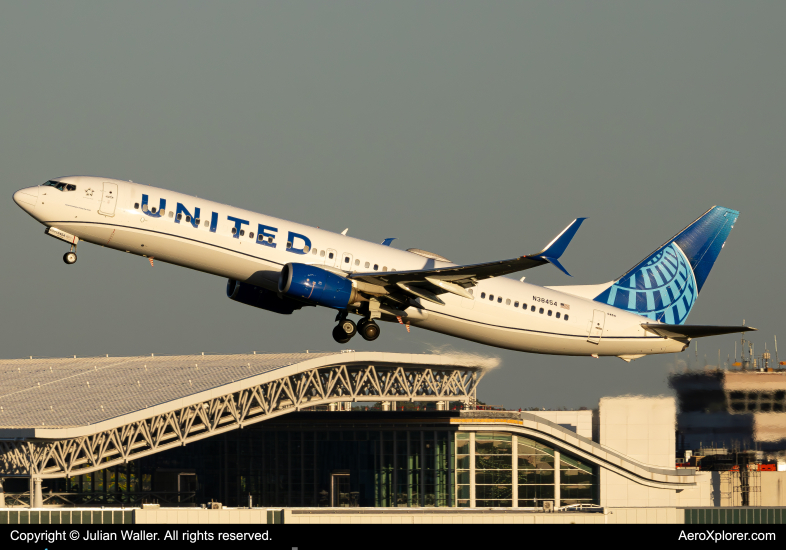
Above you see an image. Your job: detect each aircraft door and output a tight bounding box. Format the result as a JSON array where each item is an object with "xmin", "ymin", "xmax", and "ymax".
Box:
[
  {"xmin": 98, "ymin": 182, "xmax": 118, "ymax": 217},
  {"xmin": 341, "ymin": 252, "xmax": 354, "ymax": 272},
  {"xmin": 587, "ymin": 309, "xmax": 605, "ymax": 344},
  {"xmin": 325, "ymin": 248, "xmax": 339, "ymax": 267}
]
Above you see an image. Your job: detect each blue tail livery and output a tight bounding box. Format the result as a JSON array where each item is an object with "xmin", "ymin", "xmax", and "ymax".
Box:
[{"xmin": 593, "ymin": 206, "xmax": 738, "ymax": 324}]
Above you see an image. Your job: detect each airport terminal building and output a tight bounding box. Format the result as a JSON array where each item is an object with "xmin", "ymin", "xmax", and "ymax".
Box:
[{"xmin": 0, "ymin": 352, "xmax": 783, "ymax": 523}]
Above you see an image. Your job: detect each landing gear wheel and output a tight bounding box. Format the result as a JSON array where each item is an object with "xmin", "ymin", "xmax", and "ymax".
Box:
[
  {"xmin": 332, "ymin": 325, "xmax": 352, "ymax": 344},
  {"xmin": 63, "ymin": 252, "xmax": 77, "ymax": 265},
  {"xmin": 340, "ymin": 319, "xmax": 357, "ymax": 338},
  {"xmin": 360, "ymin": 320, "xmax": 380, "ymax": 341}
]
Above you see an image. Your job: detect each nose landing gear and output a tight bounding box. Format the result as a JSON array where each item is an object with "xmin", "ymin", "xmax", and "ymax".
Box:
[{"xmin": 63, "ymin": 242, "xmax": 78, "ymax": 265}]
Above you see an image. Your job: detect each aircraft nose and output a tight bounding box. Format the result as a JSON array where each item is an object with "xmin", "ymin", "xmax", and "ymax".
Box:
[{"xmin": 13, "ymin": 187, "xmax": 39, "ymax": 210}]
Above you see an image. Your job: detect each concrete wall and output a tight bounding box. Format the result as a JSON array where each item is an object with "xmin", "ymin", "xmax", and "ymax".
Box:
[
  {"xmin": 599, "ymin": 396, "xmax": 676, "ymax": 469},
  {"xmin": 528, "ymin": 410, "xmax": 592, "ymax": 439},
  {"xmin": 675, "ymin": 472, "xmax": 714, "ymax": 507},
  {"xmin": 135, "ymin": 508, "xmax": 269, "ymax": 524}
]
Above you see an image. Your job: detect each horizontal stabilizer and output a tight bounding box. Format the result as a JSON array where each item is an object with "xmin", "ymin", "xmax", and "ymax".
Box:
[{"xmin": 642, "ymin": 324, "xmax": 757, "ymax": 339}]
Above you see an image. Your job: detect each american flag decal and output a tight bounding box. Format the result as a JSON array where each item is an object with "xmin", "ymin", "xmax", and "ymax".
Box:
[
  {"xmin": 560, "ymin": 303, "xmax": 570, "ymax": 310},
  {"xmin": 396, "ymin": 316, "xmax": 411, "ymax": 333}
]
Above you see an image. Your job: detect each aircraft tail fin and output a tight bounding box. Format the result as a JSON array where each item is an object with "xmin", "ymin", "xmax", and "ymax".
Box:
[{"xmin": 593, "ymin": 206, "xmax": 739, "ymax": 324}]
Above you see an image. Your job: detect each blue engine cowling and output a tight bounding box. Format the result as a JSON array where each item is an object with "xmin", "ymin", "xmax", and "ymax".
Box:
[
  {"xmin": 278, "ymin": 263, "xmax": 355, "ymax": 310},
  {"xmin": 227, "ymin": 279, "xmax": 305, "ymax": 315}
]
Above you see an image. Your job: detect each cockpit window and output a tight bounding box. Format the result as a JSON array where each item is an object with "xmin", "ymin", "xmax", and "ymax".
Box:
[{"xmin": 43, "ymin": 180, "xmax": 69, "ymax": 191}]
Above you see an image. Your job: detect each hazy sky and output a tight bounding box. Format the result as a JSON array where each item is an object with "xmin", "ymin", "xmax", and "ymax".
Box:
[{"xmin": 2, "ymin": 2, "xmax": 784, "ymax": 409}]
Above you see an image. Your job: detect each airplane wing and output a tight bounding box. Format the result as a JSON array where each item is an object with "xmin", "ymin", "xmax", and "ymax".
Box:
[
  {"xmin": 641, "ymin": 324, "xmax": 757, "ymax": 339},
  {"xmin": 349, "ymin": 218, "xmax": 586, "ymax": 305}
]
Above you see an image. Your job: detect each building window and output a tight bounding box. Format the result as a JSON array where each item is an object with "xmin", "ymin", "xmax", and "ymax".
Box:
[
  {"xmin": 517, "ymin": 437, "xmax": 555, "ymax": 507},
  {"xmin": 475, "ymin": 433, "xmax": 512, "ymax": 507},
  {"xmin": 456, "ymin": 433, "xmax": 471, "ymax": 508}
]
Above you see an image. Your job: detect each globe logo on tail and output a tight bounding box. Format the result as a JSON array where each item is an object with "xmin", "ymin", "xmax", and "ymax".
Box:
[{"xmin": 595, "ymin": 242, "xmax": 697, "ymax": 325}]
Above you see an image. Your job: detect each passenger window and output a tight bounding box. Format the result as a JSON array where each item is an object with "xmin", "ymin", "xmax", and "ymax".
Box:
[
  {"xmin": 287, "ymin": 241, "xmax": 293, "ymax": 248},
  {"xmin": 204, "ymin": 220, "xmax": 209, "ymax": 227},
  {"xmin": 564, "ymin": 315, "xmax": 569, "ymax": 321},
  {"xmin": 268, "ymin": 237, "xmax": 274, "ymax": 243},
  {"xmin": 312, "ymin": 247, "xmax": 317, "ymax": 254},
  {"xmin": 374, "ymin": 264, "xmax": 378, "ymax": 270},
  {"xmin": 548, "ymin": 310, "xmax": 552, "ymax": 316},
  {"xmin": 320, "ymin": 250, "xmax": 325, "ymax": 257},
  {"xmin": 195, "ymin": 218, "xmax": 200, "ymax": 224},
  {"xmin": 142, "ymin": 204, "xmax": 148, "ymax": 212},
  {"xmin": 240, "ymin": 230, "xmax": 245, "ymax": 237},
  {"xmin": 469, "ymin": 289, "xmax": 474, "ymax": 295},
  {"xmin": 383, "ymin": 266, "xmax": 388, "ymax": 272},
  {"xmin": 355, "ymin": 259, "xmax": 359, "ymax": 266},
  {"xmin": 169, "ymin": 211, "xmax": 174, "ymax": 218},
  {"xmin": 539, "ymin": 307, "xmax": 544, "ymax": 314},
  {"xmin": 531, "ymin": 306, "xmax": 535, "ymax": 312},
  {"xmin": 365, "ymin": 262, "xmax": 370, "ymax": 268},
  {"xmin": 328, "ymin": 252, "xmax": 334, "ymax": 259},
  {"xmin": 489, "ymin": 294, "xmax": 494, "ymax": 301},
  {"xmin": 185, "ymin": 215, "xmax": 191, "ymax": 222},
  {"xmin": 151, "ymin": 207, "xmax": 157, "ymax": 214},
  {"xmin": 231, "ymin": 227, "xmax": 237, "ymax": 235},
  {"xmin": 134, "ymin": 203, "xmax": 139, "ymax": 209},
  {"xmin": 556, "ymin": 312, "xmax": 560, "ymax": 319},
  {"xmin": 498, "ymin": 297, "xmax": 503, "ymax": 303},
  {"xmin": 523, "ymin": 304, "xmax": 527, "ymax": 310},
  {"xmin": 505, "ymin": 299, "xmax": 510, "ymax": 305},
  {"xmin": 303, "ymin": 245, "xmax": 309, "ymax": 252},
  {"xmin": 481, "ymin": 292, "xmax": 486, "ymax": 299},
  {"xmin": 249, "ymin": 232, "xmax": 254, "ymax": 239},
  {"xmin": 344, "ymin": 257, "xmax": 350, "ymax": 263},
  {"xmin": 514, "ymin": 301, "xmax": 518, "ymax": 307},
  {"xmin": 176, "ymin": 213, "xmax": 182, "ymax": 220}
]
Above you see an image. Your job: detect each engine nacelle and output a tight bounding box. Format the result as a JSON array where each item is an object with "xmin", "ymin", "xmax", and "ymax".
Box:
[
  {"xmin": 227, "ymin": 279, "xmax": 304, "ymax": 315},
  {"xmin": 278, "ymin": 263, "xmax": 356, "ymax": 310}
]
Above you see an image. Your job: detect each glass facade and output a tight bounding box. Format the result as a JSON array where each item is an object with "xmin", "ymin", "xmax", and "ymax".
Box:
[
  {"xmin": 7, "ymin": 416, "xmax": 598, "ymax": 509},
  {"xmin": 455, "ymin": 431, "xmax": 598, "ymax": 508}
]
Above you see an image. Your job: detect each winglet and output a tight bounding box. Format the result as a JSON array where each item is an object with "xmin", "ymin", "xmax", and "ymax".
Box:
[
  {"xmin": 533, "ymin": 218, "xmax": 586, "ymax": 276},
  {"xmin": 540, "ymin": 256, "xmax": 571, "ymax": 277},
  {"xmin": 537, "ymin": 218, "xmax": 586, "ymax": 258},
  {"xmin": 381, "ymin": 238, "xmax": 396, "ymax": 246}
]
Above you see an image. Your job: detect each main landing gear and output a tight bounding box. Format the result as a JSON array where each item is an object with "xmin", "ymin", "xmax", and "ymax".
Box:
[{"xmin": 332, "ymin": 313, "xmax": 381, "ymax": 344}]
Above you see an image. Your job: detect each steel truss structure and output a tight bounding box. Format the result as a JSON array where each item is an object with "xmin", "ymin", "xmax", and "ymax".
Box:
[{"xmin": 0, "ymin": 362, "xmax": 483, "ymax": 480}]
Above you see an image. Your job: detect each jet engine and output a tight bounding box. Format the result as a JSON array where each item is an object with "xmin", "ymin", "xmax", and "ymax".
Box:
[
  {"xmin": 226, "ymin": 279, "xmax": 305, "ymax": 315},
  {"xmin": 278, "ymin": 263, "xmax": 357, "ymax": 310}
]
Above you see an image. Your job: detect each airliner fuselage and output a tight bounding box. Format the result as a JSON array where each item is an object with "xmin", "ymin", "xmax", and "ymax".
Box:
[{"xmin": 14, "ymin": 176, "xmax": 745, "ymax": 360}]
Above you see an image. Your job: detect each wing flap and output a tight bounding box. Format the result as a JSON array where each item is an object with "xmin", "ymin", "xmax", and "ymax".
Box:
[{"xmin": 641, "ymin": 324, "xmax": 756, "ymax": 339}]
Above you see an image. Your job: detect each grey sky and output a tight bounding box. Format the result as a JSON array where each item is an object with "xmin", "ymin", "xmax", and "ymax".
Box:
[{"xmin": 1, "ymin": 2, "xmax": 784, "ymax": 409}]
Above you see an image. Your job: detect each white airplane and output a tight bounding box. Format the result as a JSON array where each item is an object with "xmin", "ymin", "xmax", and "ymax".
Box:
[{"xmin": 13, "ymin": 177, "xmax": 754, "ymax": 360}]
